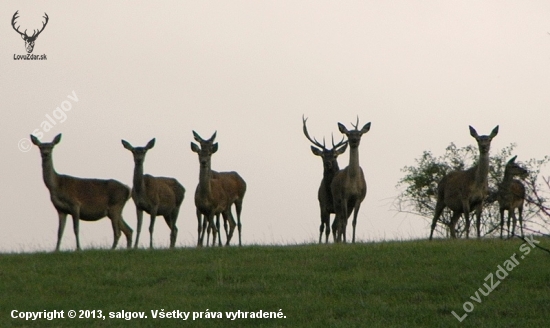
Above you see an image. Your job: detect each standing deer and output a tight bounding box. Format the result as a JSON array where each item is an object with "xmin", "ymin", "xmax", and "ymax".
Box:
[
  {"xmin": 302, "ymin": 116, "xmax": 348, "ymax": 243},
  {"xmin": 331, "ymin": 117, "xmax": 371, "ymax": 243},
  {"xmin": 497, "ymin": 156, "xmax": 528, "ymax": 239},
  {"xmin": 121, "ymin": 139, "xmax": 185, "ymax": 248},
  {"xmin": 429, "ymin": 125, "xmax": 499, "ymax": 240},
  {"xmin": 191, "ymin": 131, "xmax": 246, "ymax": 247},
  {"xmin": 31, "ymin": 134, "xmax": 133, "ymax": 251}
]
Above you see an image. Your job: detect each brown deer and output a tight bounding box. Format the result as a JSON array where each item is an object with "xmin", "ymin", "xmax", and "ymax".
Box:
[
  {"xmin": 497, "ymin": 156, "xmax": 528, "ymax": 239},
  {"xmin": 331, "ymin": 117, "xmax": 371, "ymax": 243},
  {"xmin": 191, "ymin": 131, "xmax": 246, "ymax": 246},
  {"xmin": 429, "ymin": 125, "xmax": 499, "ymax": 240},
  {"xmin": 31, "ymin": 134, "xmax": 133, "ymax": 251},
  {"xmin": 122, "ymin": 139, "xmax": 185, "ymax": 248},
  {"xmin": 302, "ymin": 116, "xmax": 348, "ymax": 243}
]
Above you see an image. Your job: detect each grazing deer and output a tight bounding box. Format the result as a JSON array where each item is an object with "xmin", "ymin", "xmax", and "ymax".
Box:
[
  {"xmin": 429, "ymin": 126, "xmax": 499, "ymax": 240},
  {"xmin": 191, "ymin": 131, "xmax": 246, "ymax": 247},
  {"xmin": 121, "ymin": 139, "xmax": 185, "ymax": 248},
  {"xmin": 11, "ymin": 11, "xmax": 48, "ymax": 53},
  {"xmin": 497, "ymin": 156, "xmax": 528, "ymax": 239},
  {"xmin": 302, "ymin": 116, "xmax": 348, "ymax": 243},
  {"xmin": 331, "ymin": 117, "xmax": 371, "ymax": 243},
  {"xmin": 31, "ymin": 134, "xmax": 133, "ymax": 251}
]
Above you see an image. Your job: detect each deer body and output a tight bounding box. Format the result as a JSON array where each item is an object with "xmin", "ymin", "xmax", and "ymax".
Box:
[
  {"xmin": 331, "ymin": 118, "xmax": 371, "ymax": 243},
  {"xmin": 191, "ymin": 131, "xmax": 246, "ymax": 247},
  {"xmin": 302, "ymin": 116, "xmax": 348, "ymax": 243},
  {"xmin": 497, "ymin": 156, "xmax": 527, "ymax": 239},
  {"xmin": 429, "ymin": 126, "xmax": 499, "ymax": 240},
  {"xmin": 32, "ymin": 134, "xmax": 133, "ymax": 251},
  {"xmin": 122, "ymin": 139, "xmax": 185, "ymax": 248}
]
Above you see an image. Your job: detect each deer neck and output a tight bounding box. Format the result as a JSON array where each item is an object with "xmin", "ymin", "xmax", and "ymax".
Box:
[
  {"xmin": 347, "ymin": 146, "xmax": 361, "ymax": 178},
  {"xmin": 132, "ymin": 160, "xmax": 146, "ymax": 194},
  {"xmin": 198, "ymin": 161, "xmax": 213, "ymax": 197},
  {"xmin": 41, "ymin": 154, "xmax": 59, "ymax": 190},
  {"xmin": 500, "ymin": 168, "xmax": 514, "ymax": 190},
  {"xmin": 475, "ymin": 151, "xmax": 490, "ymax": 187}
]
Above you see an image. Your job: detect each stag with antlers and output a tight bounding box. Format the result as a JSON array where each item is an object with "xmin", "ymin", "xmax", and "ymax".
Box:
[
  {"xmin": 12, "ymin": 11, "xmax": 49, "ymax": 53},
  {"xmin": 331, "ymin": 117, "xmax": 371, "ymax": 243},
  {"xmin": 191, "ymin": 131, "xmax": 246, "ymax": 247},
  {"xmin": 302, "ymin": 115, "xmax": 348, "ymax": 243}
]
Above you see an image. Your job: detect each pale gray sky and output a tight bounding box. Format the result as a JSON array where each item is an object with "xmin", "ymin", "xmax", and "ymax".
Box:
[{"xmin": 1, "ymin": 1, "xmax": 549, "ymax": 251}]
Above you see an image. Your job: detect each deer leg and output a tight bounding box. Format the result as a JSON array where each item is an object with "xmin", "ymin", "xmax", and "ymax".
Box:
[
  {"xmin": 148, "ymin": 210, "xmax": 157, "ymax": 249},
  {"xmin": 449, "ymin": 211, "xmax": 462, "ymax": 239},
  {"xmin": 224, "ymin": 211, "xmax": 237, "ymax": 246},
  {"xmin": 72, "ymin": 211, "xmax": 81, "ymax": 251},
  {"xmin": 510, "ymin": 210, "xmax": 517, "ymax": 238},
  {"xmin": 208, "ymin": 215, "xmax": 218, "ymax": 247},
  {"xmin": 235, "ymin": 200, "xmax": 243, "ymax": 247},
  {"xmin": 429, "ymin": 199, "xmax": 445, "ymax": 240},
  {"xmin": 169, "ymin": 207, "xmax": 180, "ymax": 248},
  {"xmin": 474, "ymin": 205, "xmax": 482, "ymax": 239},
  {"xmin": 340, "ymin": 202, "xmax": 349, "ymax": 243},
  {"xmin": 499, "ymin": 208, "xmax": 505, "ymax": 239},
  {"xmin": 108, "ymin": 214, "xmax": 122, "ymax": 250},
  {"xmin": 134, "ymin": 208, "xmax": 143, "ymax": 248},
  {"xmin": 320, "ymin": 209, "xmax": 329, "ymax": 244},
  {"xmin": 331, "ymin": 216, "xmax": 339, "ymax": 243},
  {"xmin": 56, "ymin": 212, "xmax": 68, "ymax": 251},
  {"xmin": 197, "ymin": 209, "xmax": 204, "ymax": 247},
  {"xmin": 351, "ymin": 202, "xmax": 362, "ymax": 244},
  {"xmin": 216, "ymin": 214, "xmax": 222, "ymax": 247},
  {"xmin": 118, "ymin": 218, "xmax": 133, "ymax": 249}
]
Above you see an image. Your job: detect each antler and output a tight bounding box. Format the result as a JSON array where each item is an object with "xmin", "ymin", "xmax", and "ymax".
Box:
[
  {"xmin": 193, "ymin": 130, "xmax": 217, "ymax": 143},
  {"xmin": 11, "ymin": 11, "xmax": 26, "ymax": 37},
  {"xmin": 30, "ymin": 13, "xmax": 49, "ymax": 39},
  {"xmin": 11, "ymin": 11, "xmax": 48, "ymax": 40},
  {"xmin": 350, "ymin": 116, "xmax": 360, "ymax": 130},
  {"xmin": 331, "ymin": 133, "xmax": 347, "ymax": 149},
  {"xmin": 302, "ymin": 115, "xmax": 326, "ymax": 149}
]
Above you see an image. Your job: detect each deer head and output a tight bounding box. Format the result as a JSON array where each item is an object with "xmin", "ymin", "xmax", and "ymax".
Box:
[
  {"xmin": 337, "ymin": 117, "xmax": 371, "ymax": 148},
  {"xmin": 469, "ymin": 125, "xmax": 499, "ymax": 154},
  {"xmin": 190, "ymin": 131, "xmax": 218, "ymax": 168},
  {"xmin": 302, "ymin": 115, "xmax": 347, "ymax": 170},
  {"xmin": 121, "ymin": 138, "xmax": 156, "ymax": 164},
  {"xmin": 30, "ymin": 133, "xmax": 61, "ymax": 159},
  {"xmin": 12, "ymin": 11, "xmax": 49, "ymax": 53},
  {"xmin": 505, "ymin": 155, "xmax": 528, "ymax": 179}
]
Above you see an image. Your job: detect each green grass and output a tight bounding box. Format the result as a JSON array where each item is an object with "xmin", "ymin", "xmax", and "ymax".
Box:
[{"xmin": 1, "ymin": 238, "xmax": 550, "ymax": 327}]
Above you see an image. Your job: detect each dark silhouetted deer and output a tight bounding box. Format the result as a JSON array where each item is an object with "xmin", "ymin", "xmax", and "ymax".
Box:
[
  {"xmin": 12, "ymin": 11, "xmax": 48, "ymax": 53},
  {"xmin": 331, "ymin": 117, "xmax": 371, "ymax": 243},
  {"xmin": 429, "ymin": 125, "xmax": 499, "ymax": 240},
  {"xmin": 302, "ymin": 116, "xmax": 348, "ymax": 243},
  {"xmin": 122, "ymin": 139, "xmax": 185, "ymax": 248},
  {"xmin": 31, "ymin": 134, "xmax": 133, "ymax": 251},
  {"xmin": 191, "ymin": 131, "xmax": 246, "ymax": 246},
  {"xmin": 497, "ymin": 156, "xmax": 528, "ymax": 239}
]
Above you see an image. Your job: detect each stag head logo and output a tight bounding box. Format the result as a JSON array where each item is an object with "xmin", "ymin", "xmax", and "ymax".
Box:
[{"xmin": 11, "ymin": 11, "xmax": 49, "ymax": 53}]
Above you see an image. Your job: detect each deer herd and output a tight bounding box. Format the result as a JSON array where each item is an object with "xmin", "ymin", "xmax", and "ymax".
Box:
[{"xmin": 30, "ymin": 118, "xmax": 529, "ymax": 251}]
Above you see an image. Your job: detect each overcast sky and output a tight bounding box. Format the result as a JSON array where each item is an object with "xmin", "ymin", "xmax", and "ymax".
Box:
[{"xmin": 1, "ymin": 1, "xmax": 549, "ymax": 252}]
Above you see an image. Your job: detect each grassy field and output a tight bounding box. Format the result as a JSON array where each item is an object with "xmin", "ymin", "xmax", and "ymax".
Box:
[{"xmin": 1, "ymin": 238, "xmax": 550, "ymax": 327}]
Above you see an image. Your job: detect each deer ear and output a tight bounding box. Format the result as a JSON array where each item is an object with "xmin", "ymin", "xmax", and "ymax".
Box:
[
  {"xmin": 469, "ymin": 126, "xmax": 479, "ymax": 139},
  {"xmin": 121, "ymin": 140, "xmax": 133, "ymax": 150},
  {"xmin": 490, "ymin": 125, "xmax": 499, "ymax": 138},
  {"xmin": 509, "ymin": 155, "xmax": 517, "ymax": 163},
  {"xmin": 212, "ymin": 143, "xmax": 219, "ymax": 153},
  {"xmin": 190, "ymin": 142, "xmax": 200, "ymax": 153},
  {"xmin": 30, "ymin": 135, "xmax": 41, "ymax": 146},
  {"xmin": 311, "ymin": 146, "xmax": 322, "ymax": 156},
  {"xmin": 360, "ymin": 122, "xmax": 371, "ymax": 134},
  {"xmin": 337, "ymin": 123, "xmax": 348, "ymax": 135},
  {"xmin": 146, "ymin": 138, "xmax": 156, "ymax": 150},
  {"xmin": 52, "ymin": 134, "xmax": 62, "ymax": 144}
]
